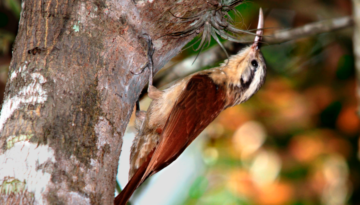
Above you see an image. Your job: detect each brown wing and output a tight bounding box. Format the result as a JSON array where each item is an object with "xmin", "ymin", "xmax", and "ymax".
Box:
[{"xmin": 141, "ymin": 74, "xmax": 227, "ymax": 182}]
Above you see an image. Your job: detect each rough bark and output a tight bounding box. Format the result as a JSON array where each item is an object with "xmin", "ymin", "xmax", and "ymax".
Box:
[{"xmin": 0, "ymin": 0, "xmax": 210, "ymax": 204}]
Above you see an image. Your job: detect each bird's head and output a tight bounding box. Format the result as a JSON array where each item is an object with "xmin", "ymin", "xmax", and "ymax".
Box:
[{"xmin": 223, "ymin": 8, "xmax": 267, "ymax": 105}]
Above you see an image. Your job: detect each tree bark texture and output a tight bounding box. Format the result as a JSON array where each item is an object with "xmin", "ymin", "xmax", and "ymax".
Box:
[{"xmin": 0, "ymin": 0, "xmax": 210, "ymax": 204}]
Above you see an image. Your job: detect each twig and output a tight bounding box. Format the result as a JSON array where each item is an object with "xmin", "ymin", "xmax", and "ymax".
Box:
[{"xmin": 265, "ymin": 16, "xmax": 353, "ymax": 44}]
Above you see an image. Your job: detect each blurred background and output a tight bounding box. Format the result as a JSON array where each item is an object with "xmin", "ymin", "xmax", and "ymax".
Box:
[{"xmin": 1, "ymin": 0, "xmax": 358, "ymax": 205}]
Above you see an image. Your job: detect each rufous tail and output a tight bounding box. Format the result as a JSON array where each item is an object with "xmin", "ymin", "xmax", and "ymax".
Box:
[{"xmin": 114, "ymin": 150, "xmax": 154, "ymax": 205}]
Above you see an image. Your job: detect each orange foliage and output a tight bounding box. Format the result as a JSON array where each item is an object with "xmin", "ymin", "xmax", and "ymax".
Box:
[
  {"xmin": 337, "ymin": 105, "xmax": 360, "ymax": 135},
  {"xmin": 289, "ymin": 133, "xmax": 324, "ymax": 163},
  {"xmin": 304, "ymin": 86, "xmax": 334, "ymax": 115},
  {"xmin": 227, "ymin": 169, "xmax": 293, "ymax": 205},
  {"xmin": 216, "ymin": 106, "xmax": 253, "ymax": 131}
]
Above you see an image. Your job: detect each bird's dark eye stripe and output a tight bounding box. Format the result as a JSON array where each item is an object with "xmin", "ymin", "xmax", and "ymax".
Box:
[
  {"xmin": 251, "ymin": 60, "xmax": 258, "ymax": 68},
  {"xmin": 240, "ymin": 70, "xmax": 255, "ymax": 89}
]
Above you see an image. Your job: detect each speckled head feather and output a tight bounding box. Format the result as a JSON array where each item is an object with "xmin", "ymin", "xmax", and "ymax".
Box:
[{"xmin": 221, "ymin": 8, "xmax": 266, "ymax": 105}]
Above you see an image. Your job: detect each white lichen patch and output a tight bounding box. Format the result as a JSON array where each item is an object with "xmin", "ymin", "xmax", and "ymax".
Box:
[
  {"xmin": 9, "ymin": 70, "xmax": 18, "ymax": 82},
  {"xmin": 79, "ymin": 2, "xmax": 87, "ymax": 24},
  {"xmin": 67, "ymin": 192, "xmax": 90, "ymax": 205},
  {"xmin": 95, "ymin": 116, "xmax": 112, "ymax": 149},
  {"xmin": 76, "ymin": 2, "xmax": 98, "ymax": 31},
  {"xmin": 57, "ymin": 189, "xmax": 91, "ymax": 205},
  {"xmin": 0, "ymin": 71, "xmax": 48, "ymax": 132},
  {"xmin": 136, "ymin": 1, "xmax": 146, "ymax": 6},
  {"xmin": 10, "ymin": 61, "xmax": 28, "ymax": 82},
  {"xmin": 153, "ymin": 39, "xmax": 163, "ymax": 51},
  {"xmin": 0, "ymin": 141, "xmax": 56, "ymax": 203}
]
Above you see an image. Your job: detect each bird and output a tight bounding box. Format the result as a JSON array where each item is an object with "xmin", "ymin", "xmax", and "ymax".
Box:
[{"xmin": 115, "ymin": 8, "xmax": 266, "ymax": 205}]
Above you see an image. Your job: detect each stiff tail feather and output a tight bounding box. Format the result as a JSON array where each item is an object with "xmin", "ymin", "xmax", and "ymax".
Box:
[{"xmin": 114, "ymin": 149, "xmax": 155, "ymax": 205}]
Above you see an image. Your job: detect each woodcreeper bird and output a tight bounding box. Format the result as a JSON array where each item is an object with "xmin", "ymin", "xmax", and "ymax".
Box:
[{"xmin": 115, "ymin": 8, "xmax": 266, "ymax": 205}]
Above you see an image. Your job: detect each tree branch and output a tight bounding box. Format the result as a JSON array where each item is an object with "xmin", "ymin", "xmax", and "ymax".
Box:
[{"xmin": 155, "ymin": 16, "xmax": 353, "ymax": 87}]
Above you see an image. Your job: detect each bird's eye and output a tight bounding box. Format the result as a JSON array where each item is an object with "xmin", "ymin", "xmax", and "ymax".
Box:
[{"xmin": 251, "ymin": 60, "xmax": 258, "ymax": 69}]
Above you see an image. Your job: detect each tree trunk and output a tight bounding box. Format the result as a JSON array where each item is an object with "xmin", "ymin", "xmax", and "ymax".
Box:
[{"xmin": 0, "ymin": 0, "xmax": 209, "ymax": 204}]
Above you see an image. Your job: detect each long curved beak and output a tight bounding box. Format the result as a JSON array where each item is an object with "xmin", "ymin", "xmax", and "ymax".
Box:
[{"xmin": 253, "ymin": 8, "xmax": 264, "ymax": 50}]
